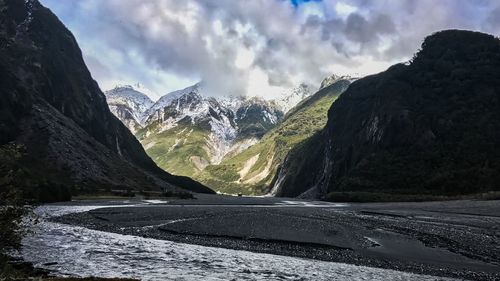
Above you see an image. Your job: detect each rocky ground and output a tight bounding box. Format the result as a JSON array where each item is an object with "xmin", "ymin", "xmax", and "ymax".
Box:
[{"xmin": 53, "ymin": 195, "xmax": 500, "ymax": 281}]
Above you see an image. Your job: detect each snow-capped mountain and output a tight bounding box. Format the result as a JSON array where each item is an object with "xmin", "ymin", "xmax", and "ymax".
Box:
[
  {"xmin": 143, "ymin": 83, "xmax": 284, "ymax": 137},
  {"xmin": 104, "ymin": 74, "xmax": 351, "ymax": 193},
  {"xmin": 139, "ymin": 83, "xmax": 283, "ymax": 166},
  {"xmin": 106, "ymin": 81, "xmax": 315, "ymax": 137},
  {"xmin": 144, "ymin": 85, "xmax": 238, "ymax": 145},
  {"xmin": 144, "ymin": 83, "xmax": 202, "ymax": 120},
  {"xmin": 235, "ymin": 97, "xmax": 283, "ymax": 139},
  {"xmin": 275, "ymin": 83, "xmax": 314, "ymax": 113},
  {"xmin": 104, "ymin": 79, "xmax": 328, "ymax": 178},
  {"xmin": 105, "ymin": 85, "xmax": 154, "ymax": 133}
]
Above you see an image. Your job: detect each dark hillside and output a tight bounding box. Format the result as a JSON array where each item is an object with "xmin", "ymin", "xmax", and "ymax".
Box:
[
  {"xmin": 0, "ymin": 0, "xmax": 214, "ymax": 198},
  {"xmin": 273, "ymin": 30, "xmax": 500, "ymax": 199}
]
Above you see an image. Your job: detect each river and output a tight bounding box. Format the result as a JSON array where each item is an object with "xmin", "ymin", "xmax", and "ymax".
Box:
[{"xmin": 20, "ymin": 204, "xmax": 456, "ymax": 281}]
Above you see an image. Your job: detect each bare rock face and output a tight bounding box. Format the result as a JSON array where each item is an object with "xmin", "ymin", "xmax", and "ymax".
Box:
[
  {"xmin": 105, "ymin": 85, "xmax": 154, "ymax": 134},
  {"xmin": 273, "ymin": 30, "xmax": 500, "ymax": 199},
  {"xmin": 0, "ymin": 0, "xmax": 214, "ymax": 195}
]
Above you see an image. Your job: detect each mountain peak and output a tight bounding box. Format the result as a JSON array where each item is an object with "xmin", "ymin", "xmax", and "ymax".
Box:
[
  {"xmin": 319, "ymin": 74, "xmax": 356, "ymax": 90},
  {"xmin": 113, "ymin": 84, "xmax": 134, "ymax": 90},
  {"xmin": 274, "ymin": 83, "xmax": 314, "ymax": 113},
  {"xmin": 412, "ymin": 29, "xmax": 499, "ymax": 67},
  {"xmin": 105, "ymin": 86, "xmax": 154, "ymax": 132},
  {"xmin": 146, "ymin": 82, "xmax": 202, "ymax": 117},
  {"xmin": 272, "ymin": 29, "xmax": 500, "ymax": 199}
]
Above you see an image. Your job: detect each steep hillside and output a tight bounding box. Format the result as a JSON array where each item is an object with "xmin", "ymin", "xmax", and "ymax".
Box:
[
  {"xmin": 0, "ymin": 0, "xmax": 213, "ymax": 198},
  {"xmin": 199, "ymin": 79, "xmax": 352, "ymax": 195},
  {"xmin": 105, "ymin": 85, "xmax": 154, "ymax": 134},
  {"xmin": 272, "ymin": 30, "xmax": 500, "ymax": 199},
  {"xmin": 136, "ymin": 83, "xmax": 283, "ymax": 178}
]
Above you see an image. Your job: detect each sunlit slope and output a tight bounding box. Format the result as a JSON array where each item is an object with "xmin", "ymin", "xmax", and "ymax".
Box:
[
  {"xmin": 140, "ymin": 125, "xmax": 212, "ymax": 177},
  {"xmin": 198, "ymin": 80, "xmax": 351, "ymax": 194}
]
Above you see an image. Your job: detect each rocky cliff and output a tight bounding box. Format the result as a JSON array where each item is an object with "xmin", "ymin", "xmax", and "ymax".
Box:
[{"xmin": 273, "ymin": 30, "xmax": 500, "ymax": 199}]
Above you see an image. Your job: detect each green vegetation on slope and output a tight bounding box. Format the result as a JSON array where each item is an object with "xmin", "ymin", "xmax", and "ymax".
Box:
[
  {"xmin": 197, "ymin": 81, "xmax": 351, "ymax": 195},
  {"xmin": 139, "ymin": 125, "xmax": 212, "ymax": 177}
]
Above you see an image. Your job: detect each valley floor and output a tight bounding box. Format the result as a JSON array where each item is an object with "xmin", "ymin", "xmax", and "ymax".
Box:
[{"xmin": 52, "ymin": 196, "xmax": 499, "ymax": 280}]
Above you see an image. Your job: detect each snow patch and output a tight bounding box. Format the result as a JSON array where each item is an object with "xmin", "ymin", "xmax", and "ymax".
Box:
[
  {"xmin": 275, "ymin": 83, "xmax": 314, "ymax": 113},
  {"xmin": 145, "ymin": 83, "xmax": 202, "ymax": 121}
]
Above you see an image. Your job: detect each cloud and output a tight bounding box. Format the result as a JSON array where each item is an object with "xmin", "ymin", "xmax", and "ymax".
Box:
[
  {"xmin": 484, "ymin": 6, "xmax": 500, "ymax": 32},
  {"xmin": 40, "ymin": 0, "xmax": 500, "ymax": 99}
]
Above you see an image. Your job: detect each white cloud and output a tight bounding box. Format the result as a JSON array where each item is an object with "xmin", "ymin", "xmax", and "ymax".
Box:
[
  {"xmin": 41, "ymin": 0, "xmax": 500, "ymax": 99},
  {"xmin": 335, "ymin": 2, "xmax": 357, "ymax": 17}
]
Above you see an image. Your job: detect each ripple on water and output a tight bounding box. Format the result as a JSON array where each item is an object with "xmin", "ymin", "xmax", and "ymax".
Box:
[{"xmin": 21, "ymin": 205, "xmax": 457, "ymax": 281}]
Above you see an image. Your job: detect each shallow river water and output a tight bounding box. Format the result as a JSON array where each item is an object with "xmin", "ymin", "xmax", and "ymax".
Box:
[{"xmin": 21, "ymin": 205, "xmax": 456, "ymax": 281}]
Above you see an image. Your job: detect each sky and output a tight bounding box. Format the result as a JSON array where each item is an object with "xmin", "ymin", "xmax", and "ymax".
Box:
[{"xmin": 40, "ymin": 0, "xmax": 500, "ymax": 100}]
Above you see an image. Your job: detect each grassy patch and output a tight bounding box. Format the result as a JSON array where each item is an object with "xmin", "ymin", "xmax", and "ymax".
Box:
[{"xmin": 141, "ymin": 125, "xmax": 211, "ymax": 177}]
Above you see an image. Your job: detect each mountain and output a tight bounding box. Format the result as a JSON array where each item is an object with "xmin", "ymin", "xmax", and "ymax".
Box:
[
  {"xmin": 271, "ymin": 30, "xmax": 500, "ymax": 200},
  {"xmin": 134, "ymin": 83, "xmax": 284, "ymax": 177},
  {"xmin": 198, "ymin": 79, "xmax": 352, "ymax": 195},
  {"xmin": 143, "ymin": 83, "xmax": 202, "ymax": 122},
  {"xmin": 104, "ymin": 78, "xmax": 345, "ymax": 195},
  {"xmin": 319, "ymin": 74, "xmax": 357, "ymax": 89},
  {"xmin": 274, "ymin": 83, "xmax": 314, "ymax": 113},
  {"xmin": 235, "ymin": 97, "xmax": 284, "ymax": 139},
  {"xmin": 0, "ymin": 0, "xmax": 214, "ymax": 200},
  {"xmin": 105, "ymin": 85, "xmax": 154, "ymax": 133}
]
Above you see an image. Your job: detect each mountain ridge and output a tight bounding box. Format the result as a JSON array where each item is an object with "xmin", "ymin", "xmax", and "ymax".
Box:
[
  {"xmin": 105, "ymin": 82, "xmax": 315, "ymax": 170},
  {"xmin": 0, "ymin": 0, "xmax": 214, "ymax": 198},
  {"xmin": 105, "ymin": 85, "xmax": 154, "ymax": 133},
  {"xmin": 133, "ymin": 83, "xmax": 285, "ymax": 177},
  {"xmin": 108, "ymin": 82, "xmax": 315, "ymax": 133},
  {"xmin": 272, "ymin": 29, "xmax": 500, "ymax": 199},
  {"xmin": 198, "ymin": 79, "xmax": 352, "ymax": 195},
  {"xmin": 106, "ymin": 77, "xmax": 349, "ymax": 194}
]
